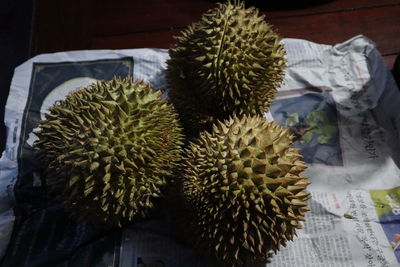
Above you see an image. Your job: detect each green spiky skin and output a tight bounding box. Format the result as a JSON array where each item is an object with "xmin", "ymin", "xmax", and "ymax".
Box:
[
  {"xmin": 167, "ymin": 2, "xmax": 286, "ymax": 135},
  {"xmin": 181, "ymin": 115, "xmax": 310, "ymax": 266},
  {"xmin": 34, "ymin": 77, "xmax": 184, "ymax": 227}
]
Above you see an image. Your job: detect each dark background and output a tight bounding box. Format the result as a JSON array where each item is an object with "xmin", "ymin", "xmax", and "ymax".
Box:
[
  {"xmin": 1, "ymin": 0, "xmax": 400, "ymax": 153},
  {"xmin": 0, "ymin": 0, "xmax": 33, "ymax": 153}
]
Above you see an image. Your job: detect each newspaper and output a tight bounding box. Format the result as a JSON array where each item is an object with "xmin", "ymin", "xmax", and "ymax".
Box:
[{"xmin": 1, "ymin": 35, "xmax": 400, "ymax": 266}]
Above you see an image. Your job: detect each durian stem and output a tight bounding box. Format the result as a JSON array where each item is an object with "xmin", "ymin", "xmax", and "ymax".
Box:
[{"xmin": 215, "ymin": 4, "xmax": 231, "ymax": 87}]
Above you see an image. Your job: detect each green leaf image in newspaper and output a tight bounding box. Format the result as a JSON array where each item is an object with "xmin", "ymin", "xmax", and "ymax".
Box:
[
  {"xmin": 371, "ymin": 187, "xmax": 400, "ymax": 216},
  {"xmin": 285, "ymin": 113, "xmax": 299, "ymax": 127},
  {"xmin": 370, "ymin": 187, "xmax": 400, "ymax": 262},
  {"xmin": 285, "ymin": 109, "xmax": 336, "ymax": 144},
  {"xmin": 270, "ymin": 92, "xmax": 342, "ymax": 166}
]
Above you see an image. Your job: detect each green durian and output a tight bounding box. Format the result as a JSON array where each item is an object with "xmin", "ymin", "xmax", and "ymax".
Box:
[
  {"xmin": 167, "ymin": 1, "xmax": 286, "ymax": 135},
  {"xmin": 181, "ymin": 115, "xmax": 310, "ymax": 266},
  {"xmin": 34, "ymin": 77, "xmax": 184, "ymax": 227}
]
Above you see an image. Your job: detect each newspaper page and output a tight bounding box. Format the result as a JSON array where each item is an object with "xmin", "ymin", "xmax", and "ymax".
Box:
[{"xmin": 1, "ymin": 35, "xmax": 400, "ymax": 266}]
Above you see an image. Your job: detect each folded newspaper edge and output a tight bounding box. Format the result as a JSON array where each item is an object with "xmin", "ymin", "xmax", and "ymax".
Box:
[{"xmin": 1, "ymin": 35, "xmax": 400, "ymax": 266}]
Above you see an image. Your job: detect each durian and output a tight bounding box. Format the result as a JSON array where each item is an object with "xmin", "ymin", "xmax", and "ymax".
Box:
[
  {"xmin": 181, "ymin": 115, "xmax": 310, "ymax": 265},
  {"xmin": 34, "ymin": 77, "xmax": 183, "ymax": 227},
  {"xmin": 167, "ymin": 1, "xmax": 286, "ymax": 135}
]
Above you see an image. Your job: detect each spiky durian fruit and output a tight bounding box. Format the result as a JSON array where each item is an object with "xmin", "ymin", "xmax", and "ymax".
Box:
[
  {"xmin": 181, "ymin": 115, "xmax": 310, "ymax": 266},
  {"xmin": 34, "ymin": 77, "xmax": 183, "ymax": 227},
  {"xmin": 167, "ymin": 1, "xmax": 286, "ymax": 135}
]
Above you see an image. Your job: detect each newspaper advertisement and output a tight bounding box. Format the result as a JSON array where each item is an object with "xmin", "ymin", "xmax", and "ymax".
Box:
[{"xmin": 1, "ymin": 35, "xmax": 400, "ymax": 266}]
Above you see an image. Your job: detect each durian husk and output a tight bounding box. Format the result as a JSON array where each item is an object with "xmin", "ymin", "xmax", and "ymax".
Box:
[
  {"xmin": 167, "ymin": 1, "xmax": 286, "ymax": 135},
  {"xmin": 181, "ymin": 115, "xmax": 310, "ymax": 266},
  {"xmin": 34, "ymin": 77, "xmax": 184, "ymax": 227}
]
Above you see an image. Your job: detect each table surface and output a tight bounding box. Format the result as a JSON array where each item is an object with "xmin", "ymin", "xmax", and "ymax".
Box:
[{"xmin": 31, "ymin": 0, "xmax": 400, "ymax": 69}]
